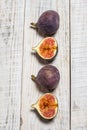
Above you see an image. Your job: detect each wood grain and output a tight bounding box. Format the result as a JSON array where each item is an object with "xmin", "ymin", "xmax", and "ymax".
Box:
[
  {"xmin": 71, "ymin": 0, "xmax": 87, "ymax": 130},
  {"xmin": 0, "ymin": 0, "xmax": 25, "ymax": 130},
  {"xmin": 1, "ymin": 0, "xmax": 87, "ymax": 130},
  {"xmin": 20, "ymin": 0, "xmax": 70, "ymax": 130}
]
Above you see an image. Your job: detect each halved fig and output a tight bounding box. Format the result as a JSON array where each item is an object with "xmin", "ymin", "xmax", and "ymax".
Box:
[
  {"xmin": 31, "ymin": 93, "xmax": 58, "ymax": 120},
  {"xmin": 32, "ymin": 37, "xmax": 58, "ymax": 61}
]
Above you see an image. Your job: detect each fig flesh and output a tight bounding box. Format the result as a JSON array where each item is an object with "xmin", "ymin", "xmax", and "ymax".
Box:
[
  {"xmin": 31, "ymin": 65, "xmax": 60, "ymax": 92},
  {"xmin": 30, "ymin": 10, "xmax": 60, "ymax": 36},
  {"xmin": 31, "ymin": 93, "xmax": 58, "ymax": 119},
  {"xmin": 32, "ymin": 37, "xmax": 58, "ymax": 61}
]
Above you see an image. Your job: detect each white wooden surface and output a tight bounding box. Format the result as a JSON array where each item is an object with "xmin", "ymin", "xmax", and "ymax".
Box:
[
  {"xmin": 71, "ymin": 0, "xmax": 87, "ymax": 130},
  {"xmin": 0, "ymin": 0, "xmax": 25, "ymax": 130},
  {"xmin": 0, "ymin": 0, "xmax": 87, "ymax": 130}
]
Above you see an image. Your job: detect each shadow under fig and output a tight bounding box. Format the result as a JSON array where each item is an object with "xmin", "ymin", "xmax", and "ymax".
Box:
[
  {"xmin": 31, "ymin": 52, "xmax": 58, "ymax": 65},
  {"xmin": 30, "ymin": 109, "xmax": 55, "ymax": 124}
]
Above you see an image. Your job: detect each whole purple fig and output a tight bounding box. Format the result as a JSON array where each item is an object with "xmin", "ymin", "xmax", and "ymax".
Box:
[
  {"xmin": 30, "ymin": 10, "xmax": 60, "ymax": 36},
  {"xmin": 31, "ymin": 65, "xmax": 60, "ymax": 92}
]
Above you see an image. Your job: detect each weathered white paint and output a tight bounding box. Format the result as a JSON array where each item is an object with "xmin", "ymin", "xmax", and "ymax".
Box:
[
  {"xmin": 71, "ymin": 0, "xmax": 87, "ymax": 130},
  {"xmin": 0, "ymin": 0, "xmax": 25, "ymax": 130},
  {"xmin": 0, "ymin": 0, "xmax": 87, "ymax": 130}
]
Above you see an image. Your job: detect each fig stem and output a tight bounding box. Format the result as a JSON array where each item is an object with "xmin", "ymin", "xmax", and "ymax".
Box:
[
  {"xmin": 32, "ymin": 47, "xmax": 37, "ymax": 51},
  {"xmin": 31, "ymin": 104, "xmax": 36, "ymax": 108},
  {"xmin": 30, "ymin": 22, "xmax": 37, "ymax": 29},
  {"xmin": 31, "ymin": 75, "xmax": 36, "ymax": 81},
  {"xmin": 31, "ymin": 75, "xmax": 39, "ymax": 86}
]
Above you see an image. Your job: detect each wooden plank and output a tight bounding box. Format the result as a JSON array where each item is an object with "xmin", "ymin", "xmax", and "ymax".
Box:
[
  {"xmin": 0, "ymin": 0, "xmax": 25, "ymax": 130},
  {"xmin": 71, "ymin": 0, "xmax": 87, "ymax": 130},
  {"xmin": 21, "ymin": 0, "xmax": 70, "ymax": 130}
]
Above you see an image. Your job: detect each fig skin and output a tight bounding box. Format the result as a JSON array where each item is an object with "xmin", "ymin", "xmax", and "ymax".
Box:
[
  {"xmin": 31, "ymin": 65, "xmax": 60, "ymax": 92},
  {"xmin": 31, "ymin": 10, "xmax": 60, "ymax": 36}
]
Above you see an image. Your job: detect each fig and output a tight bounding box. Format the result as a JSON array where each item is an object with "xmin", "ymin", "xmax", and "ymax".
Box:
[
  {"xmin": 31, "ymin": 93, "xmax": 58, "ymax": 119},
  {"xmin": 30, "ymin": 10, "xmax": 60, "ymax": 36},
  {"xmin": 32, "ymin": 37, "xmax": 58, "ymax": 61},
  {"xmin": 31, "ymin": 65, "xmax": 60, "ymax": 92}
]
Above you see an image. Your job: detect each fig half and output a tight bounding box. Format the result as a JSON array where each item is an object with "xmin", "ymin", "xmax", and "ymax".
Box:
[
  {"xmin": 31, "ymin": 65, "xmax": 60, "ymax": 92},
  {"xmin": 30, "ymin": 10, "xmax": 60, "ymax": 36},
  {"xmin": 32, "ymin": 37, "xmax": 58, "ymax": 61},
  {"xmin": 31, "ymin": 93, "xmax": 58, "ymax": 120}
]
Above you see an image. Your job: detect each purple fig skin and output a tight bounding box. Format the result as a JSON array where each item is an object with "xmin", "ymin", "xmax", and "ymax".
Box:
[
  {"xmin": 31, "ymin": 65, "xmax": 60, "ymax": 92},
  {"xmin": 31, "ymin": 10, "xmax": 60, "ymax": 36}
]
